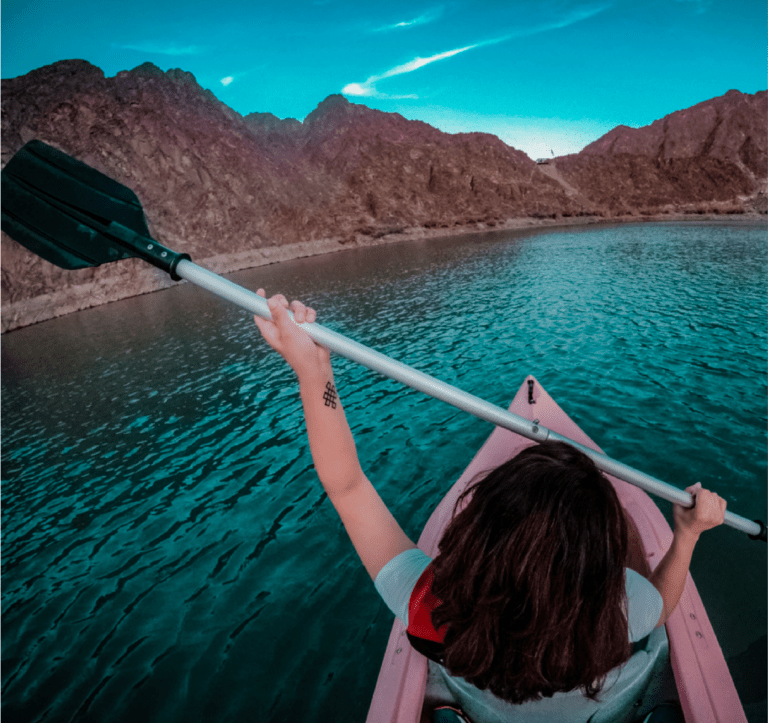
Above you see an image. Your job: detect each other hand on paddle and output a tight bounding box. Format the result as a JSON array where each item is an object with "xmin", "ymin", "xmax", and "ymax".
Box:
[
  {"xmin": 651, "ymin": 482, "xmax": 728, "ymax": 626},
  {"xmin": 673, "ymin": 482, "xmax": 727, "ymax": 541},
  {"xmin": 253, "ymin": 290, "xmax": 330, "ymax": 378}
]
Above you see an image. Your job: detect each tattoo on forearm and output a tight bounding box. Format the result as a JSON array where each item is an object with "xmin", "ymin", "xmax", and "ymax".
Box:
[{"xmin": 323, "ymin": 381, "xmax": 338, "ymax": 409}]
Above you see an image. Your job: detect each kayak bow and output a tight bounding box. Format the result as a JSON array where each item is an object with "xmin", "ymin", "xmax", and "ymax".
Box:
[{"xmin": 366, "ymin": 376, "xmax": 748, "ymax": 723}]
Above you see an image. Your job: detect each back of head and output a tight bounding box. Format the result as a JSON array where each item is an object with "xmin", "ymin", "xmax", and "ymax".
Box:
[{"xmin": 431, "ymin": 441, "xmax": 630, "ymax": 704}]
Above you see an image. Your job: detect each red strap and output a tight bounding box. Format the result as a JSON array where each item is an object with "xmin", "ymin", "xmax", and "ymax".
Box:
[{"xmin": 407, "ymin": 564, "xmax": 447, "ymax": 643}]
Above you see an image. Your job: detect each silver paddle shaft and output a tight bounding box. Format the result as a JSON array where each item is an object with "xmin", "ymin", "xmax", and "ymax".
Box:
[{"xmin": 176, "ymin": 260, "xmax": 762, "ymax": 539}]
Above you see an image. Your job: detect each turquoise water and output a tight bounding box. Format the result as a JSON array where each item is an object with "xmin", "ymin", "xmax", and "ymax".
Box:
[{"xmin": 2, "ymin": 221, "xmax": 766, "ymax": 722}]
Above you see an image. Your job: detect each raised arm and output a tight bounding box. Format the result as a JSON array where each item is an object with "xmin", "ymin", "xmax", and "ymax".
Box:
[
  {"xmin": 253, "ymin": 291, "xmax": 416, "ymax": 580},
  {"xmin": 650, "ymin": 482, "xmax": 726, "ymax": 627}
]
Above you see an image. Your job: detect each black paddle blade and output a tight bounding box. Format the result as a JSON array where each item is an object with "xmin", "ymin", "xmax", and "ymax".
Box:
[{"xmin": 1, "ymin": 140, "xmax": 190, "ymax": 278}]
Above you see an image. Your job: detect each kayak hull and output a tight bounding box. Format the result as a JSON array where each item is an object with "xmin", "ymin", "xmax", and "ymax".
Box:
[{"xmin": 366, "ymin": 375, "xmax": 745, "ymax": 723}]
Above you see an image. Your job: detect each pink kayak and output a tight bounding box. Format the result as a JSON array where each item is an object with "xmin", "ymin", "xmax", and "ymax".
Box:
[{"xmin": 366, "ymin": 375, "xmax": 746, "ymax": 723}]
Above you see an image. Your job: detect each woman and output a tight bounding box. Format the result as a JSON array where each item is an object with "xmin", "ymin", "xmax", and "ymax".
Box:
[{"xmin": 253, "ymin": 292, "xmax": 727, "ymax": 722}]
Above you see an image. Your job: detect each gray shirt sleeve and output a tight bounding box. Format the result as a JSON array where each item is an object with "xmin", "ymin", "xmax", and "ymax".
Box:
[
  {"xmin": 374, "ymin": 548, "xmax": 432, "ymax": 627},
  {"xmin": 625, "ymin": 568, "xmax": 664, "ymax": 642}
]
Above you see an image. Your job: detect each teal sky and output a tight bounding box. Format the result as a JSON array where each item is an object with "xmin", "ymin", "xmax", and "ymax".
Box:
[{"xmin": 2, "ymin": 0, "xmax": 765, "ymax": 158}]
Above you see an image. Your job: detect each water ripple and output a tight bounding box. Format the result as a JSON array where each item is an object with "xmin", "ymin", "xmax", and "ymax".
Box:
[{"xmin": 1, "ymin": 222, "xmax": 766, "ymax": 723}]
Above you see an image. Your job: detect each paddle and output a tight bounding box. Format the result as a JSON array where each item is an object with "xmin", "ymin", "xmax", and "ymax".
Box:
[{"xmin": 2, "ymin": 140, "xmax": 765, "ymax": 541}]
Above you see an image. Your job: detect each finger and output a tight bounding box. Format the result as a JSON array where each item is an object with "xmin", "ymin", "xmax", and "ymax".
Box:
[
  {"xmin": 271, "ymin": 294, "xmax": 289, "ymax": 308},
  {"xmin": 290, "ymin": 300, "xmax": 307, "ymax": 323},
  {"xmin": 267, "ymin": 296, "xmax": 282, "ymax": 316},
  {"xmin": 306, "ymin": 306, "xmax": 316, "ymax": 323},
  {"xmin": 253, "ymin": 314, "xmax": 279, "ymax": 346},
  {"xmin": 268, "ymin": 297, "xmax": 292, "ymax": 327},
  {"xmin": 257, "ymin": 288, "xmax": 266, "ymax": 297},
  {"xmin": 253, "ymin": 314, "xmax": 268, "ymax": 333},
  {"xmin": 684, "ymin": 482, "xmax": 702, "ymax": 499}
]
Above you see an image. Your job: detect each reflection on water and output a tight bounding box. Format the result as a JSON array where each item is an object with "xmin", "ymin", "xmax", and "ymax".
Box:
[{"xmin": 2, "ymin": 222, "xmax": 766, "ymax": 722}]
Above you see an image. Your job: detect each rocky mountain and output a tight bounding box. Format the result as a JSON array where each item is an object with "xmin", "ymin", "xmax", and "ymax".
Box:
[
  {"xmin": 1, "ymin": 60, "xmax": 584, "ymax": 330},
  {"xmin": 555, "ymin": 89, "xmax": 767, "ymax": 215},
  {"xmin": 1, "ymin": 60, "xmax": 765, "ymax": 331},
  {"xmin": 578, "ymin": 90, "xmax": 766, "ymax": 173},
  {"xmin": 1, "ymin": 60, "xmax": 327, "ymax": 326}
]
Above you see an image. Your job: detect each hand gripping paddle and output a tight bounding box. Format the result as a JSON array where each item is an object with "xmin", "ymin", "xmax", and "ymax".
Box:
[{"xmin": 2, "ymin": 140, "xmax": 764, "ymax": 541}]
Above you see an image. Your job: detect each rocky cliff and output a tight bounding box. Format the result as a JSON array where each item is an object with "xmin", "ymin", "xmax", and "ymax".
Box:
[
  {"xmin": 1, "ymin": 60, "xmax": 585, "ymax": 330},
  {"xmin": 555, "ymin": 89, "xmax": 767, "ymax": 215},
  {"xmin": 1, "ymin": 60, "xmax": 765, "ymax": 331}
]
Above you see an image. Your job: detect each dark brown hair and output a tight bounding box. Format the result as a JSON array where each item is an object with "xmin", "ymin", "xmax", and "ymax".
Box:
[{"xmin": 431, "ymin": 441, "xmax": 630, "ymax": 704}]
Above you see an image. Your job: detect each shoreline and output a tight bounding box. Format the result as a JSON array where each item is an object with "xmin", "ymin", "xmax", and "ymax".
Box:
[{"xmin": 2, "ymin": 212, "xmax": 764, "ymax": 334}]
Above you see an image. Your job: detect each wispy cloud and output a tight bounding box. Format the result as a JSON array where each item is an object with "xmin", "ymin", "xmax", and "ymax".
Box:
[
  {"xmin": 374, "ymin": 44, "xmax": 479, "ymax": 82},
  {"xmin": 374, "ymin": 8, "xmax": 443, "ymax": 32},
  {"xmin": 505, "ymin": 2, "xmax": 612, "ymax": 39},
  {"xmin": 343, "ymin": 43, "xmax": 483, "ymax": 99},
  {"xmin": 341, "ymin": 83, "xmax": 417, "ymax": 99},
  {"xmin": 343, "ymin": 3, "xmax": 611, "ymax": 100},
  {"xmin": 220, "ymin": 76, "xmax": 234, "ymax": 87},
  {"xmin": 117, "ymin": 41, "xmax": 205, "ymax": 56}
]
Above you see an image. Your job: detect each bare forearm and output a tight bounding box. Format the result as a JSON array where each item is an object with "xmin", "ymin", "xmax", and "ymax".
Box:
[
  {"xmin": 298, "ymin": 364, "xmax": 363, "ymax": 497},
  {"xmin": 649, "ymin": 530, "xmax": 698, "ymax": 626}
]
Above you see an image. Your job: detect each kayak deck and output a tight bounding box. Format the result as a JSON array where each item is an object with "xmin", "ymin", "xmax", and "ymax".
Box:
[{"xmin": 365, "ymin": 375, "xmax": 746, "ymax": 723}]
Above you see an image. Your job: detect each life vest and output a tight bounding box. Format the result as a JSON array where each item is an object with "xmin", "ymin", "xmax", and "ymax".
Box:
[{"xmin": 406, "ymin": 564, "xmax": 448, "ymax": 663}]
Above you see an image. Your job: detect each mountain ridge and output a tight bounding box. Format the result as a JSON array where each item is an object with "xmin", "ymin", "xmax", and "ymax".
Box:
[
  {"xmin": 576, "ymin": 88, "xmax": 766, "ymax": 174},
  {"xmin": 554, "ymin": 87, "xmax": 766, "ymax": 216},
  {"xmin": 1, "ymin": 60, "xmax": 765, "ymax": 331}
]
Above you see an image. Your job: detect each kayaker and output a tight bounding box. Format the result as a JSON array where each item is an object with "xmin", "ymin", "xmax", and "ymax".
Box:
[{"xmin": 253, "ymin": 291, "xmax": 727, "ymax": 721}]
